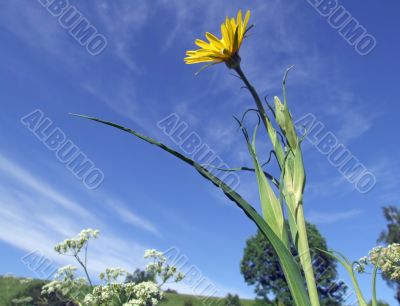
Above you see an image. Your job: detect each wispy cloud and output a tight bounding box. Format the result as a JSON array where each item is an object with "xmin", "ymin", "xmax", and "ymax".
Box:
[
  {"xmin": 112, "ymin": 203, "xmax": 160, "ymax": 237},
  {"xmin": 0, "ymin": 153, "xmax": 149, "ymax": 276},
  {"xmin": 306, "ymin": 209, "xmax": 363, "ymax": 224},
  {"xmin": 0, "ymin": 141, "xmax": 247, "ymax": 295},
  {"xmin": 305, "ymin": 174, "xmax": 354, "ymax": 200},
  {"xmin": 0, "ymin": 153, "xmax": 93, "ymax": 219},
  {"xmin": 368, "ymin": 158, "xmax": 400, "ymax": 203},
  {"xmin": 321, "ymin": 90, "xmax": 378, "ymax": 143}
]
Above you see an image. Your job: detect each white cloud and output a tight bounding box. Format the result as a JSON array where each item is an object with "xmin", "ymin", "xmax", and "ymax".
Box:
[
  {"xmin": 0, "ymin": 155, "xmax": 233, "ymax": 296},
  {"xmin": 0, "ymin": 153, "xmax": 150, "ymax": 277},
  {"xmin": 367, "ymin": 158, "xmax": 400, "ymax": 203},
  {"xmin": 112, "ymin": 202, "xmax": 160, "ymax": 237},
  {"xmin": 164, "ymin": 278, "xmax": 252, "ymax": 299},
  {"xmin": 0, "ymin": 153, "xmax": 93, "ymax": 219},
  {"xmin": 305, "ymin": 174, "xmax": 353, "ymax": 200},
  {"xmin": 306, "ymin": 209, "xmax": 363, "ymax": 224},
  {"xmin": 322, "ymin": 91, "xmax": 377, "ymax": 143}
]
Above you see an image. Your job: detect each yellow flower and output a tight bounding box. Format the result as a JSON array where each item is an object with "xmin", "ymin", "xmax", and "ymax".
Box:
[{"xmin": 184, "ymin": 10, "xmax": 251, "ymax": 68}]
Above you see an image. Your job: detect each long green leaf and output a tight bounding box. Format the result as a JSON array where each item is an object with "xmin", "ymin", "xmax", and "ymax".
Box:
[
  {"xmin": 273, "ymin": 74, "xmax": 319, "ymax": 306},
  {"xmin": 246, "ymin": 121, "xmax": 289, "ymax": 248},
  {"xmin": 72, "ymin": 114, "xmax": 311, "ymax": 306}
]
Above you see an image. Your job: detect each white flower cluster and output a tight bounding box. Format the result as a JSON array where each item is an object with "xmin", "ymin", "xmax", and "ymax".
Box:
[
  {"xmin": 41, "ymin": 265, "xmax": 88, "ymax": 298},
  {"xmin": 144, "ymin": 249, "xmax": 165, "ymax": 261},
  {"xmin": 83, "ymin": 248, "xmax": 184, "ymax": 305},
  {"xmin": 84, "ymin": 281, "xmax": 162, "ymax": 306},
  {"xmin": 83, "ymin": 278, "xmax": 164, "ymax": 305},
  {"xmin": 145, "ymin": 249, "xmax": 184, "ymax": 284},
  {"xmin": 19, "ymin": 277, "xmax": 33, "ymax": 285},
  {"xmin": 84, "ymin": 283, "xmax": 122, "ymax": 305},
  {"xmin": 54, "ymin": 228, "xmax": 99, "ymax": 255},
  {"xmin": 124, "ymin": 281, "xmax": 162, "ymax": 306},
  {"xmin": 357, "ymin": 243, "xmax": 400, "ymax": 280},
  {"xmin": 41, "ymin": 229, "xmax": 185, "ymax": 306},
  {"xmin": 11, "ymin": 296, "xmax": 34, "ymax": 304},
  {"xmin": 99, "ymin": 267, "xmax": 127, "ymax": 284}
]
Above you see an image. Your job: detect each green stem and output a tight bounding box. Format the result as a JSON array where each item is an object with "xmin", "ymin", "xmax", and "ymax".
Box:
[
  {"xmin": 234, "ymin": 65, "xmax": 285, "ymax": 169},
  {"xmin": 234, "ymin": 64, "xmax": 320, "ymax": 306},
  {"xmin": 371, "ymin": 268, "xmax": 378, "ymax": 306},
  {"xmin": 348, "ymin": 266, "xmax": 368, "ymax": 306},
  {"xmin": 371, "ymin": 249, "xmax": 383, "ymax": 306},
  {"xmin": 234, "ymin": 66, "xmax": 269, "ymax": 126},
  {"xmin": 296, "ymin": 204, "xmax": 320, "ymax": 306},
  {"xmin": 75, "ymin": 254, "xmax": 93, "ymax": 287}
]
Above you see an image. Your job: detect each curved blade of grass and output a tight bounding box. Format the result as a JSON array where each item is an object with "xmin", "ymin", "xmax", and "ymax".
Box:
[
  {"xmin": 319, "ymin": 249, "xmax": 367, "ymax": 306},
  {"xmin": 234, "ymin": 115, "xmax": 288, "ymax": 247},
  {"xmin": 278, "ymin": 156, "xmax": 298, "ymax": 247},
  {"xmin": 275, "ymin": 68, "xmax": 320, "ymax": 306},
  {"xmin": 371, "ymin": 263, "xmax": 379, "ymax": 306},
  {"xmin": 243, "ymin": 119, "xmax": 289, "ymax": 248},
  {"xmin": 371, "ymin": 249, "xmax": 383, "ymax": 306},
  {"xmin": 71, "ymin": 114, "xmax": 311, "ymax": 306}
]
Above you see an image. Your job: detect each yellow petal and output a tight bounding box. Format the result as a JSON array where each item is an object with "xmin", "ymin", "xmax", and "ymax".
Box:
[
  {"xmin": 230, "ymin": 17, "xmax": 236, "ymax": 28},
  {"xmin": 220, "ymin": 24, "xmax": 230, "ymax": 47},
  {"xmin": 205, "ymin": 32, "xmax": 223, "ymax": 48},
  {"xmin": 243, "ymin": 10, "xmax": 251, "ymax": 31},
  {"xmin": 184, "ymin": 9, "xmax": 251, "ymax": 65},
  {"xmin": 225, "ymin": 18, "xmax": 234, "ymax": 49},
  {"xmin": 195, "ymin": 39, "xmax": 209, "ymax": 48},
  {"xmin": 236, "ymin": 10, "xmax": 242, "ymax": 27}
]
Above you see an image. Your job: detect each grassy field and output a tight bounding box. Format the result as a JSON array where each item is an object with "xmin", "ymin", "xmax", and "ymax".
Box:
[
  {"xmin": 0, "ymin": 276, "xmax": 262, "ymax": 306},
  {"xmin": 160, "ymin": 292, "xmax": 256, "ymax": 306},
  {"xmin": 0, "ymin": 276, "xmax": 46, "ymax": 305}
]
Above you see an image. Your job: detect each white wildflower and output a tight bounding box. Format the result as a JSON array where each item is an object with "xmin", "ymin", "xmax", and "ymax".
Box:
[{"xmin": 357, "ymin": 243, "xmax": 400, "ymax": 281}]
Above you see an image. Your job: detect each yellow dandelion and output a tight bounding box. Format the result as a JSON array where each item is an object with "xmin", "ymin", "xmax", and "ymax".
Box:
[{"xmin": 184, "ymin": 10, "xmax": 251, "ymax": 69}]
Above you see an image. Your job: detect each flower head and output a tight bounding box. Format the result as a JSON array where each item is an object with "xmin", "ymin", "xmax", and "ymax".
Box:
[
  {"xmin": 184, "ymin": 10, "xmax": 251, "ymax": 68},
  {"xmin": 356, "ymin": 244, "xmax": 400, "ymax": 281},
  {"xmin": 54, "ymin": 228, "xmax": 99, "ymax": 255}
]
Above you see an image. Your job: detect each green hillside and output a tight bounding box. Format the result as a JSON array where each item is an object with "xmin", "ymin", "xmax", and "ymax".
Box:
[
  {"xmin": 0, "ymin": 276, "xmax": 263, "ymax": 306},
  {"xmin": 160, "ymin": 292, "xmax": 256, "ymax": 305},
  {"xmin": 0, "ymin": 276, "xmax": 46, "ymax": 305}
]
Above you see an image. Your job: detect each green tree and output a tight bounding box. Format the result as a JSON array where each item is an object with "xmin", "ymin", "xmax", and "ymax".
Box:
[
  {"xmin": 368, "ymin": 300, "xmax": 389, "ymax": 306},
  {"xmin": 124, "ymin": 268, "xmax": 155, "ymax": 284},
  {"xmin": 241, "ymin": 222, "xmax": 345, "ymax": 305},
  {"xmin": 378, "ymin": 205, "xmax": 400, "ymax": 303},
  {"xmin": 225, "ymin": 293, "xmax": 241, "ymax": 306}
]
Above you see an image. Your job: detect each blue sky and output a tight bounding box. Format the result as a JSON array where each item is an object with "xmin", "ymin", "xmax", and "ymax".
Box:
[{"xmin": 0, "ymin": 0, "xmax": 399, "ymax": 304}]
